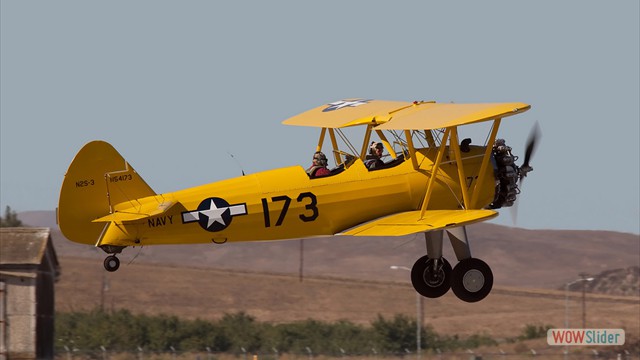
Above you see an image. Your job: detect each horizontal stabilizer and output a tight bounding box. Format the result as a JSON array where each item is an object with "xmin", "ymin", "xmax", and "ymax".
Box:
[
  {"xmin": 95, "ymin": 222, "xmax": 131, "ymax": 247},
  {"xmin": 92, "ymin": 201, "xmax": 180, "ymax": 223},
  {"xmin": 338, "ymin": 209, "xmax": 498, "ymax": 236}
]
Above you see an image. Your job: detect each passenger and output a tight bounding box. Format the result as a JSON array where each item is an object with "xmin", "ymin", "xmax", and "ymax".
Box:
[
  {"xmin": 364, "ymin": 142, "xmax": 385, "ymax": 169},
  {"xmin": 306, "ymin": 151, "xmax": 331, "ymax": 178}
]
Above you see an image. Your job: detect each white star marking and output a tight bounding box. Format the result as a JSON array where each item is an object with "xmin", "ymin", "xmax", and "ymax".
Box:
[
  {"xmin": 199, "ymin": 199, "xmax": 228, "ymax": 228},
  {"xmin": 181, "ymin": 199, "xmax": 247, "ymax": 230},
  {"xmin": 326, "ymin": 99, "xmax": 369, "ymax": 110}
]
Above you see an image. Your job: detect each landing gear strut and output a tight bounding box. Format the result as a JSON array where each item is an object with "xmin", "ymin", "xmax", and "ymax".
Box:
[{"xmin": 409, "ymin": 228, "xmax": 493, "ymax": 303}]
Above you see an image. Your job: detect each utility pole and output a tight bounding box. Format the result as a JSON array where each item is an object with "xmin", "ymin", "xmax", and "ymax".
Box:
[
  {"xmin": 390, "ymin": 265, "xmax": 422, "ymax": 360},
  {"xmin": 299, "ymin": 239, "xmax": 304, "ymax": 282},
  {"xmin": 579, "ymin": 273, "xmax": 589, "ymax": 329},
  {"xmin": 564, "ymin": 275, "xmax": 593, "ymax": 360},
  {"xmin": 100, "ymin": 272, "xmax": 109, "ymax": 312}
]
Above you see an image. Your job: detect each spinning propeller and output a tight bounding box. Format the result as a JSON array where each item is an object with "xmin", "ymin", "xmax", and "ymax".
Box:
[
  {"xmin": 511, "ymin": 122, "xmax": 541, "ymax": 224},
  {"xmin": 518, "ymin": 121, "xmax": 541, "ymax": 183}
]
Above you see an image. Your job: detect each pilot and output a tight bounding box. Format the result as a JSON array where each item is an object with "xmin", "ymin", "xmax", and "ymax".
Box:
[
  {"xmin": 365, "ymin": 142, "xmax": 385, "ymax": 169},
  {"xmin": 306, "ymin": 151, "xmax": 331, "ymax": 178},
  {"xmin": 460, "ymin": 138, "xmax": 472, "ymax": 153}
]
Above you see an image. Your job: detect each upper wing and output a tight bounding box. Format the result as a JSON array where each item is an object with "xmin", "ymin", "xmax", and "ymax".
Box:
[
  {"xmin": 282, "ymin": 99, "xmax": 412, "ymax": 128},
  {"xmin": 282, "ymin": 99, "xmax": 529, "ymax": 130},
  {"xmin": 338, "ymin": 209, "xmax": 498, "ymax": 236},
  {"xmin": 377, "ymin": 102, "xmax": 530, "ymax": 130}
]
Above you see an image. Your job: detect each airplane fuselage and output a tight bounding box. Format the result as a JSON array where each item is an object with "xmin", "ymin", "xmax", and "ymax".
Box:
[{"xmin": 101, "ymin": 146, "xmax": 494, "ymax": 247}]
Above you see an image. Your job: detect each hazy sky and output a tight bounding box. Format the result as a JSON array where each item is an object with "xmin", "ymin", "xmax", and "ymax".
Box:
[{"xmin": 1, "ymin": 1, "xmax": 638, "ymax": 234}]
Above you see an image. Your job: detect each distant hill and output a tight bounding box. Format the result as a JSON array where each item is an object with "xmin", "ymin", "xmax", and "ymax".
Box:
[
  {"xmin": 19, "ymin": 210, "xmax": 640, "ymax": 290},
  {"xmin": 564, "ymin": 266, "xmax": 640, "ymax": 297}
]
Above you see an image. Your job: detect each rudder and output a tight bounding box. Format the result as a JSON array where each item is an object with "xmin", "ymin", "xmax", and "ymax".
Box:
[{"xmin": 57, "ymin": 141, "xmax": 156, "ymax": 245}]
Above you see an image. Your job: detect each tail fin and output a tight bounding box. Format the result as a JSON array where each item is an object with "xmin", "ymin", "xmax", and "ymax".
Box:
[{"xmin": 57, "ymin": 141, "xmax": 156, "ymax": 245}]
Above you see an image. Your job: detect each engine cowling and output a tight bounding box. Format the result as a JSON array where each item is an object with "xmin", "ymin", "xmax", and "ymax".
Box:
[{"xmin": 490, "ymin": 139, "xmax": 520, "ymax": 209}]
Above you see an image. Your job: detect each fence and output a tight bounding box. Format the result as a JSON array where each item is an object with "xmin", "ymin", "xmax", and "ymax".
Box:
[{"xmin": 55, "ymin": 347, "xmax": 639, "ymax": 360}]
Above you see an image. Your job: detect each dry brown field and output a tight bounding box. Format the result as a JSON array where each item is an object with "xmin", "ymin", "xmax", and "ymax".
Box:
[
  {"xmin": 18, "ymin": 211, "xmax": 639, "ymax": 357},
  {"xmin": 56, "ymin": 257, "xmax": 639, "ymax": 343}
]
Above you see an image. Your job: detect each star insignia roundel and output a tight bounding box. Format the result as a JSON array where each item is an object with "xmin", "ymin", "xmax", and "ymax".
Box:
[
  {"xmin": 322, "ymin": 99, "xmax": 372, "ymax": 112},
  {"xmin": 181, "ymin": 197, "xmax": 248, "ymax": 232}
]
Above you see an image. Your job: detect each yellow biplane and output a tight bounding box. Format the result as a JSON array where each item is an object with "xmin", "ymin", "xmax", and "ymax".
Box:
[{"xmin": 58, "ymin": 99, "xmax": 537, "ymax": 302}]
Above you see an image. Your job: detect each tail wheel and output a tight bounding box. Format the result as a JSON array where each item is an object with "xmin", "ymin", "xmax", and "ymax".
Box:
[
  {"xmin": 104, "ymin": 255, "xmax": 120, "ymax": 272},
  {"xmin": 451, "ymin": 258, "xmax": 493, "ymax": 303},
  {"xmin": 411, "ymin": 255, "xmax": 452, "ymax": 298}
]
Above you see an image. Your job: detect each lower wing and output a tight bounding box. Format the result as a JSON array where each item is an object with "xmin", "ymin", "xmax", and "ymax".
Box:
[{"xmin": 338, "ymin": 209, "xmax": 498, "ymax": 236}]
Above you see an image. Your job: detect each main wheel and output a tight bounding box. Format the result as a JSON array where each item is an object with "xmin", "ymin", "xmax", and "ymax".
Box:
[
  {"xmin": 451, "ymin": 258, "xmax": 493, "ymax": 303},
  {"xmin": 411, "ymin": 255, "xmax": 452, "ymax": 298},
  {"xmin": 104, "ymin": 255, "xmax": 120, "ymax": 272}
]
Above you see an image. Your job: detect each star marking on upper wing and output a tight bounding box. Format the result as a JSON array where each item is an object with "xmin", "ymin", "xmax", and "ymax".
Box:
[{"xmin": 322, "ymin": 99, "xmax": 372, "ymax": 112}]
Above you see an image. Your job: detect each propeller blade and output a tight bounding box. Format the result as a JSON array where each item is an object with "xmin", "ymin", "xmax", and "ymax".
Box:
[
  {"xmin": 510, "ymin": 200, "xmax": 519, "ymax": 225},
  {"xmin": 522, "ymin": 121, "xmax": 541, "ymax": 169},
  {"xmin": 519, "ymin": 121, "xmax": 541, "ymax": 183},
  {"xmin": 510, "ymin": 178, "xmax": 524, "ymax": 225},
  {"xmin": 513, "ymin": 122, "xmax": 540, "ymax": 224}
]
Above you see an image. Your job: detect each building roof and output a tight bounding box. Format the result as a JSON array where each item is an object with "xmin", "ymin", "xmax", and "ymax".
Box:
[{"xmin": 0, "ymin": 228, "xmax": 58, "ymax": 270}]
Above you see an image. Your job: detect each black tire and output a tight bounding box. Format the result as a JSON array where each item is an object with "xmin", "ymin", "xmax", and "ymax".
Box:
[
  {"xmin": 451, "ymin": 258, "xmax": 493, "ymax": 303},
  {"xmin": 104, "ymin": 255, "xmax": 120, "ymax": 272},
  {"xmin": 411, "ymin": 255, "xmax": 452, "ymax": 298}
]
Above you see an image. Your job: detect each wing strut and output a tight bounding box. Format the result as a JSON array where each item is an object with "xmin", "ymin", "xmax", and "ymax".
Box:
[
  {"xmin": 449, "ymin": 127, "xmax": 470, "ymax": 209},
  {"xmin": 375, "ymin": 129, "xmax": 397, "ymax": 159},
  {"xmin": 470, "ymin": 119, "xmax": 501, "ymax": 208},
  {"xmin": 405, "ymin": 130, "xmax": 419, "ymax": 170},
  {"xmin": 315, "ymin": 127, "xmax": 327, "ymax": 153},
  {"xmin": 419, "ymin": 128, "xmax": 450, "ymax": 219},
  {"xmin": 359, "ymin": 125, "xmax": 374, "ymax": 161},
  {"xmin": 424, "ymin": 130, "xmax": 437, "ymax": 148},
  {"xmin": 328, "ymin": 128, "xmax": 341, "ymax": 166}
]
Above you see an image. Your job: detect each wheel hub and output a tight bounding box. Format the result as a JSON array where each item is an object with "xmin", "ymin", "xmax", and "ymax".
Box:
[
  {"xmin": 462, "ymin": 269, "xmax": 485, "ymax": 292},
  {"xmin": 423, "ymin": 266, "xmax": 445, "ymax": 287}
]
